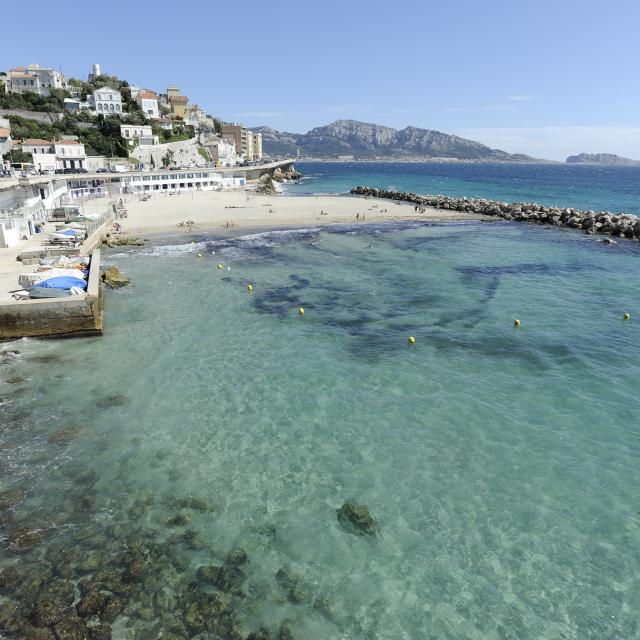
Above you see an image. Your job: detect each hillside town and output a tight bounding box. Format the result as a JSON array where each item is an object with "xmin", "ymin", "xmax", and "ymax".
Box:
[
  {"xmin": 0, "ymin": 63, "xmax": 263, "ymax": 176},
  {"xmin": 0, "ymin": 62, "xmax": 299, "ymax": 255}
]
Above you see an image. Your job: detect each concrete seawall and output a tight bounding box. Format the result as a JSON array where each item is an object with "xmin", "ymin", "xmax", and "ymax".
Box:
[
  {"xmin": 351, "ymin": 186, "xmax": 640, "ymax": 241},
  {"xmin": 0, "ymin": 249, "xmax": 104, "ymax": 341}
]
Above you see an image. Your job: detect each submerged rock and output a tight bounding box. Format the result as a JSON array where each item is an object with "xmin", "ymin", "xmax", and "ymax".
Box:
[
  {"xmin": 8, "ymin": 527, "xmax": 44, "ymax": 551},
  {"xmin": 48, "ymin": 426, "xmax": 84, "ymax": 445},
  {"xmin": 246, "ymin": 627, "xmax": 271, "ymax": 640},
  {"xmin": 101, "ymin": 265, "xmax": 131, "ymax": 289},
  {"xmin": 172, "ymin": 496, "xmax": 209, "ymax": 512},
  {"xmin": 76, "ymin": 590, "xmax": 108, "ymax": 617},
  {"xmin": 0, "ymin": 488, "xmax": 25, "ymax": 509},
  {"xmin": 337, "ymin": 501, "xmax": 378, "ymax": 536},
  {"xmin": 33, "ymin": 579, "xmax": 75, "ymax": 625},
  {"xmin": 165, "ymin": 513, "xmax": 189, "ymax": 527},
  {"xmin": 96, "ymin": 394, "xmax": 127, "ymax": 408},
  {"xmin": 88, "ymin": 622, "xmax": 112, "ymax": 640},
  {"xmin": 278, "ymin": 621, "xmax": 296, "ymax": 640},
  {"xmin": 53, "ymin": 613, "xmax": 89, "ymax": 640}
]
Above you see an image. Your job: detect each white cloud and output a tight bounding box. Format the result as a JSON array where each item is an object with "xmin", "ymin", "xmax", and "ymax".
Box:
[
  {"xmin": 455, "ymin": 126, "xmax": 640, "ymax": 161},
  {"xmin": 507, "ymin": 95, "xmax": 533, "ymax": 102}
]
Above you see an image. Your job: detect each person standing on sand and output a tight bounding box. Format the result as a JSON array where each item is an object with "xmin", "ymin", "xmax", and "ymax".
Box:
[{"xmin": 356, "ymin": 213, "xmax": 360, "ymax": 221}]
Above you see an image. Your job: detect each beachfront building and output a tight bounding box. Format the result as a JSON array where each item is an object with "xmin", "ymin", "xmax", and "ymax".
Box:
[
  {"xmin": 206, "ymin": 137, "xmax": 236, "ymax": 167},
  {"xmin": 5, "ymin": 65, "xmax": 68, "ymax": 97},
  {"xmin": 119, "ymin": 169, "xmax": 245, "ymax": 195},
  {"xmin": 120, "ymin": 125, "xmax": 159, "ymax": 147},
  {"xmin": 136, "ymin": 90, "xmax": 159, "ymax": 118},
  {"xmin": 89, "ymin": 87, "xmax": 123, "ymax": 115}
]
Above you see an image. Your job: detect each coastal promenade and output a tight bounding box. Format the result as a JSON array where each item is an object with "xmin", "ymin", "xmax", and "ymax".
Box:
[{"xmin": 1, "ymin": 159, "xmax": 298, "ymax": 191}]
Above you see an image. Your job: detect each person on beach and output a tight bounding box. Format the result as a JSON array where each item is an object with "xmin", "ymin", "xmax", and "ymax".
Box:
[{"xmin": 356, "ymin": 213, "xmax": 360, "ymax": 221}]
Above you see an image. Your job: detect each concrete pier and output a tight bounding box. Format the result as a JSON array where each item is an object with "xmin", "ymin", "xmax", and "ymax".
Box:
[{"xmin": 0, "ymin": 249, "xmax": 104, "ymax": 341}]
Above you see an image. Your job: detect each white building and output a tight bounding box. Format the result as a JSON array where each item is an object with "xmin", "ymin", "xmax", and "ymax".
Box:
[
  {"xmin": 120, "ymin": 124, "xmax": 158, "ymax": 147},
  {"xmin": 6, "ymin": 65, "xmax": 67, "ymax": 97},
  {"xmin": 119, "ymin": 169, "xmax": 245, "ymax": 194},
  {"xmin": 136, "ymin": 90, "xmax": 159, "ymax": 118},
  {"xmin": 90, "ymin": 87, "xmax": 123, "ymax": 115},
  {"xmin": 21, "ymin": 139, "xmax": 87, "ymax": 171},
  {"xmin": 207, "ymin": 137, "xmax": 236, "ymax": 167}
]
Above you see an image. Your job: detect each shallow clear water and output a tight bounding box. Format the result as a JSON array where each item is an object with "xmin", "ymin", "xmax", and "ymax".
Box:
[
  {"xmin": 1, "ymin": 221, "xmax": 640, "ymax": 639},
  {"xmin": 288, "ymin": 161, "xmax": 640, "ymax": 214}
]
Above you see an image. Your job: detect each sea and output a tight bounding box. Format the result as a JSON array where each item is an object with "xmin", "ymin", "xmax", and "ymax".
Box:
[{"xmin": 1, "ymin": 163, "xmax": 639, "ymax": 639}]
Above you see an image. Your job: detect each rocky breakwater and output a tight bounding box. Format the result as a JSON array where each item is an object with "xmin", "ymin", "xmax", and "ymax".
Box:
[{"xmin": 351, "ymin": 186, "xmax": 640, "ymax": 241}]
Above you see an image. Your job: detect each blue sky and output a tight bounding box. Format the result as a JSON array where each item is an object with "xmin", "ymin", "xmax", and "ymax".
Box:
[{"xmin": 4, "ymin": 0, "xmax": 639, "ymax": 160}]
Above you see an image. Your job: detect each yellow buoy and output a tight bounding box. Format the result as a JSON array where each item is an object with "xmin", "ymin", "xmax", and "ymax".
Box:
[
  {"xmin": 247, "ymin": 284, "xmax": 253, "ymax": 292},
  {"xmin": 298, "ymin": 307, "xmax": 305, "ymax": 315},
  {"xmin": 514, "ymin": 319, "xmax": 521, "ymax": 327},
  {"xmin": 408, "ymin": 336, "xmax": 416, "ymax": 344},
  {"xmin": 217, "ymin": 263, "xmax": 223, "ymax": 270},
  {"xmin": 623, "ymin": 312, "xmax": 631, "ymax": 321},
  {"xmin": 197, "ymin": 253, "xmax": 203, "ymax": 258}
]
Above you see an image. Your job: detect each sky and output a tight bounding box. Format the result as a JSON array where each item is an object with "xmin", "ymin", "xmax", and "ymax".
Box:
[{"xmin": 4, "ymin": 0, "xmax": 639, "ymax": 160}]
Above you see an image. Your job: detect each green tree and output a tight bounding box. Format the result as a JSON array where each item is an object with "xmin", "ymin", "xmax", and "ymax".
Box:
[{"xmin": 161, "ymin": 150, "xmax": 175, "ymax": 167}]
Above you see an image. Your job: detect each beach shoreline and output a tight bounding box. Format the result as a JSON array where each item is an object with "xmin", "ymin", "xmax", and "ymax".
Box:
[{"xmin": 116, "ymin": 189, "xmax": 487, "ymax": 238}]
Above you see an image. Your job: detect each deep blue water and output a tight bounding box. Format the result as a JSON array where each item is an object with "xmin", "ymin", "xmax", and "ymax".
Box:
[{"xmin": 287, "ymin": 162, "xmax": 640, "ymax": 214}]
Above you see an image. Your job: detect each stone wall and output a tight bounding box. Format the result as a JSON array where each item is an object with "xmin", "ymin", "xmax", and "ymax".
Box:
[
  {"xmin": 351, "ymin": 186, "xmax": 640, "ymax": 241},
  {"xmin": 133, "ymin": 138, "xmax": 204, "ymax": 168}
]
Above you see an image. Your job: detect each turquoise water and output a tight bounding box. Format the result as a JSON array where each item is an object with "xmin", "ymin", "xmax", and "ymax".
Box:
[
  {"xmin": 289, "ymin": 162, "xmax": 640, "ymax": 214},
  {"xmin": 1, "ymin": 221, "xmax": 640, "ymax": 639}
]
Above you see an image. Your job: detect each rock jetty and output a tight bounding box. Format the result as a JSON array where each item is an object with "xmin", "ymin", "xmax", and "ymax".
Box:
[{"xmin": 351, "ymin": 186, "xmax": 640, "ymax": 241}]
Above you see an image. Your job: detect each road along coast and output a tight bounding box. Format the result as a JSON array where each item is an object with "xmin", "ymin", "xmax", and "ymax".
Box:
[{"xmin": 352, "ymin": 186, "xmax": 640, "ymax": 241}]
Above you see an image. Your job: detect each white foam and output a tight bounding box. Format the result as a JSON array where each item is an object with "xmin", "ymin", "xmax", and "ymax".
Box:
[{"xmin": 141, "ymin": 241, "xmax": 210, "ymax": 258}]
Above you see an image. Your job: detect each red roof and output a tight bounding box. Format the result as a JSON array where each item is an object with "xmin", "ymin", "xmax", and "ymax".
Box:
[
  {"xmin": 0, "ymin": 128, "xmax": 10, "ymax": 137},
  {"xmin": 57, "ymin": 140, "xmax": 81, "ymax": 145},
  {"xmin": 22, "ymin": 138, "xmax": 53, "ymax": 145},
  {"xmin": 138, "ymin": 91, "xmax": 157, "ymax": 99}
]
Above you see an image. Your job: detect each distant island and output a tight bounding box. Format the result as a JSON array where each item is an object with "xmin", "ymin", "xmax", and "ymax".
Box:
[
  {"xmin": 252, "ymin": 119, "xmax": 543, "ymax": 163},
  {"xmin": 566, "ymin": 153, "xmax": 640, "ymax": 166}
]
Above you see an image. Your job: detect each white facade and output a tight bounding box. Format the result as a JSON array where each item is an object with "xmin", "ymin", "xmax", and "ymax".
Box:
[
  {"xmin": 90, "ymin": 87, "xmax": 123, "ymax": 115},
  {"xmin": 208, "ymin": 137, "xmax": 236, "ymax": 167},
  {"xmin": 6, "ymin": 65, "xmax": 67, "ymax": 97},
  {"xmin": 120, "ymin": 124, "xmax": 159, "ymax": 147},
  {"xmin": 26, "ymin": 140, "xmax": 87, "ymax": 171},
  {"xmin": 136, "ymin": 91, "xmax": 159, "ymax": 118},
  {"xmin": 119, "ymin": 170, "xmax": 245, "ymax": 194},
  {"xmin": 55, "ymin": 141, "xmax": 86, "ymax": 169}
]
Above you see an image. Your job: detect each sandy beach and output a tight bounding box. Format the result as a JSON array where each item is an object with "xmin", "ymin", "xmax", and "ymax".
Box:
[{"xmin": 118, "ymin": 189, "xmax": 482, "ymax": 237}]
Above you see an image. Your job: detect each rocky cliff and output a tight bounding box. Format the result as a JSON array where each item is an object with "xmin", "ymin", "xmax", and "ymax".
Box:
[
  {"xmin": 252, "ymin": 120, "xmax": 538, "ymax": 162},
  {"xmin": 566, "ymin": 153, "xmax": 640, "ymax": 166}
]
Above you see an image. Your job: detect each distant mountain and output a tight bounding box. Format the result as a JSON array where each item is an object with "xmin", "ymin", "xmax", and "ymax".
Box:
[
  {"xmin": 566, "ymin": 153, "xmax": 640, "ymax": 166},
  {"xmin": 251, "ymin": 120, "xmax": 539, "ymax": 162}
]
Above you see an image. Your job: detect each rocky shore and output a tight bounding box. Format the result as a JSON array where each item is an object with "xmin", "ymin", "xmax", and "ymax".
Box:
[{"xmin": 351, "ymin": 186, "xmax": 640, "ymax": 241}]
